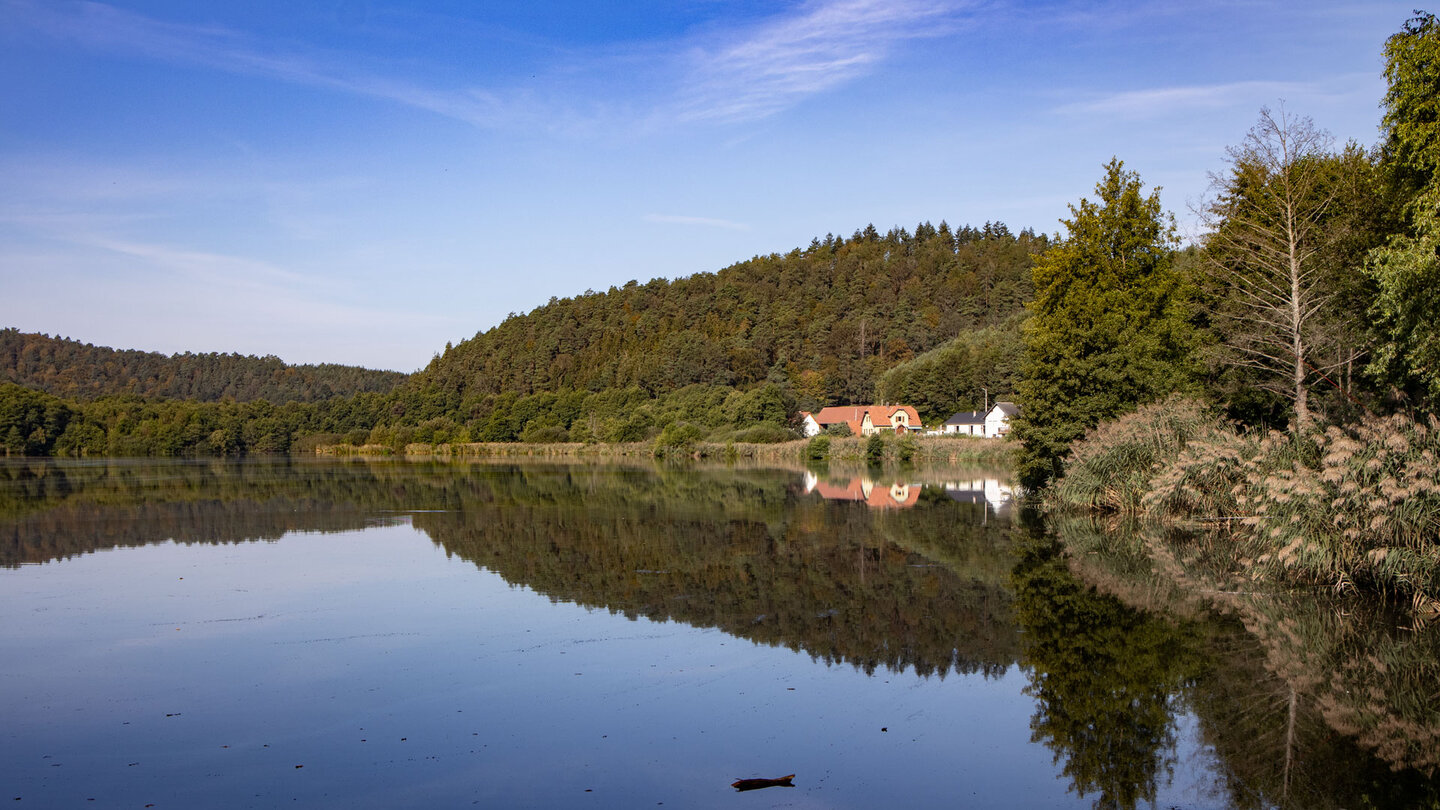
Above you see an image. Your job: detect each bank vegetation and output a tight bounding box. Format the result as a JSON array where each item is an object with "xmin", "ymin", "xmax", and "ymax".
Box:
[{"xmin": 1047, "ymin": 396, "xmax": 1440, "ymax": 609}]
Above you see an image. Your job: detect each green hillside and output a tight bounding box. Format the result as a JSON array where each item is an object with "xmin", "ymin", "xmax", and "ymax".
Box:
[
  {"xmin": 406, "ymin": 222, "xmax": 1042, "ymax": 415},
  {"xmin": 0, "ymin": 329, "xmax": 407, "ymax": 403},
  {"xmin": 2, "ymin": 221, "xmax": 1041, "ymax": 456}
]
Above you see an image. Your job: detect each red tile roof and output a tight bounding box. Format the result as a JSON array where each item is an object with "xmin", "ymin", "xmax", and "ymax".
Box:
[{"xmin": 812, "ymin": 405, "xmax": 920, "ymax": 435}]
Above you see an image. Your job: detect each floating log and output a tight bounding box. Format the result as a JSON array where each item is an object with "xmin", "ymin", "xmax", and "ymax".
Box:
[{"xmin": 731, "ymin": 774, "xmax": 795, "ymax": 791}]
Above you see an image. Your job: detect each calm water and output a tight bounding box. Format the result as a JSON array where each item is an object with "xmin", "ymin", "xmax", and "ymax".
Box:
[{"xmin": 1, "ymin": 458, "xmax": 1436, "ymax": 809}]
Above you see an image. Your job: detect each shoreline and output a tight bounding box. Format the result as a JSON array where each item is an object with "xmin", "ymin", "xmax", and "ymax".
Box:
[{"xmin": 314, "ymin": 435, "xmax": 1019, "ymax": 466}]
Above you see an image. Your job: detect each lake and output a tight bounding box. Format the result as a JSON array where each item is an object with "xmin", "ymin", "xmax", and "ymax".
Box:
[{"xmin": 1, "ymin": 458, "xmax": 1436, "ymax": 808}]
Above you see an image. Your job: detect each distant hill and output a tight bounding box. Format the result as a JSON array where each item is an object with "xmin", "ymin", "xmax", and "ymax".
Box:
[
  {"xmin": 0, "ymin": 329, "xmax": 407, "ymax": 403},
  {"xmin": 407, "ymin": 221, "xmax": 1043, "ymax": 413},
  {"xmin": 0, "ymin": 220, "xmax": 1045, "ymax": 455}
]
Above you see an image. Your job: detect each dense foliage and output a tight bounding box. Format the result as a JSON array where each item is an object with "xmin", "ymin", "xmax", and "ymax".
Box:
[
  {"xmin": 404, "ymin": 222, "xmax": 1042, "ymax": 417},
  {"xmin": 0, "ymin": 329, "xmax": 407, "ymax": 403},
  {"xmin": 1381, "ymin": 11, "xmax": 1440, "ymax": 200},
  {"xmin": 876, "ymin": 315, "xmax": 1024, "ymax": 426},
  {"xmin": 1012, "ymin": 160, "xmax": 1198, "ymax": 489},
  {"xmin": 1369, "ymin": 12, "xmax": 1440, "ymax": 407},
  {"xmin": 0, "ymin": 382, "xmax": 390, "ymax": 457}
]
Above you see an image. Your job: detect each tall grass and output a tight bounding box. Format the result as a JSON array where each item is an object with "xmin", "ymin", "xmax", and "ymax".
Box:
[
  {"xmin": 1242, "ymin": 415, "xmax": 1440, "ymax": 598},
  {"xmin": 1054, "ymin": 404, "xmax": 1440, "ymax": 605},
  {"xmin": 1047, "ymin": 395, "xmax": 1222, "ymax": 512}
]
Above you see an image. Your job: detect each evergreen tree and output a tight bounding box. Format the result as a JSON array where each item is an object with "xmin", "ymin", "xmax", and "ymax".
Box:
[{"xmin": 1013, "ymin": 159, "xmax": 1197, "ymax": 489}]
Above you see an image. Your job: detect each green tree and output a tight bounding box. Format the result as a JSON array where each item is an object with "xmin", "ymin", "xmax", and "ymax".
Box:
[
  {"xmin": 1013, "ymin": 159, "xmax": 1197, "ymax": 489},
  {"xmin": 865, "ymin": 433, "xmax": 885, "ymax": 465},
  {"xmin": 1382, "ymin": 11, "xmax": 1440, "ymax": 201},
  {"xmin": 1369, "ymin": 187, "xmax": 1440, "ymax": 406},
  {"xmin": 1370, "ymin": 12, "xmax": 1440, "ymax": 410}
]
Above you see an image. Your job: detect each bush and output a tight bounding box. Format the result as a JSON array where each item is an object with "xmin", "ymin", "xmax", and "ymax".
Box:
[
  {"xmin": 897, "ymin": 431, "xmax": 919, "ymax": 463},
  {"xmin": 521, "ymin": 424, "xmax": 570, "ymax": 443},
  {"xmin": 1240, "ymin": 414, "xmax": 1440, "ymax": 596},
  {"xmin": 1142, "ymin": 427, "xmax": 1254, "ymax": 519},
  {"xmin": 865, "ymin": 433, "xmax": 885, "ymax": 464},
  {"xmin": 806, "ymin": 435, "xmax": 831, "ymax": 461},
  {"xmin": 1058, "ymin": 400, "xmax": 1440, "ymax": 602},
  {"xmin": 729, "ymin": 424, "xmax": 797, "ymax": 443},
  {"xmin": 654, "ymin": 421, "xmax": 704, "ymax": 454}
]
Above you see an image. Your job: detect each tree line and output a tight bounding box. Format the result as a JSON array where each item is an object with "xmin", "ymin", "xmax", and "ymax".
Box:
[
  {"xmin": 404, "ymin": 221, "xmax": 1041, "ymax": 418},
  {"xmin": 3, "ymin": 222, "xmax": 1042, "ymax": 456},
  {"xmin": 1013, "ymin": 11, "xmax": 1440, "ymax": 488},
  {"xmin": 0, "ymin": 329, "xmax": 406, "ymax": 403}
]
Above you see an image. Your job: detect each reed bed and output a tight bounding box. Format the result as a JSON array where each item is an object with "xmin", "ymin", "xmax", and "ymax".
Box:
[
  {"xmin": 1047, "ymin": 395, "xmax": 1220, "ymax": 512},
  {"xmin": 317, "ymin": 433, "xmax": 1017, "ymax": 466},
  {"xmin": 1051, "ymin": 400, "xmax": 1440, "ymax": 604}
]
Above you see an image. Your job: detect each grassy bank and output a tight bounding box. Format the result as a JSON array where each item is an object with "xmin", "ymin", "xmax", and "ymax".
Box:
[
  {"xmin": 1047, "ymin": 395, "xmax": 1440, "ymax": 607},
  {"xmin": 315, "ymin": 433, "xmax": 1017, "ymax": 467}
]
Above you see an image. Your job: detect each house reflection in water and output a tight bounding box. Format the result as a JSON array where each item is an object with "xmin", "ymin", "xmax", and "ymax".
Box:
[
  {"xmin": 942, "ymin": 478, "xmax": 1014, "ymax": 520},
  {"xmin": 802, "ymin": 473, "xmax": 921, "ymax": 509}
]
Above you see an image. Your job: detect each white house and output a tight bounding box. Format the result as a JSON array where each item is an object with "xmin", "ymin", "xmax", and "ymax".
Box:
[
  {"xmin": 799, "ymin": 412, "xmax": 822, "ymax": 438},
  {"xmin": 942, "ymin": 410, "xmax": 987, "ymax": 436},
  {"xmin": 942, "ymin": 402, "xmax": 1020, "ymax": 438},
  {"xmin": 984, "ymin": 402, "xmax": 1020, "ymax": 438}
]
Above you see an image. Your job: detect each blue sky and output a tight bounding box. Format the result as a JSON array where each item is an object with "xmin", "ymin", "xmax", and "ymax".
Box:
[{"xmin": 0, "ymin": 0, "xmax": 1417, "ymax": 372}]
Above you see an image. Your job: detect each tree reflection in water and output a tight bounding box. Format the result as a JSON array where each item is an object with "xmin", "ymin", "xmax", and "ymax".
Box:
[
  {"xmin": 1011, "ymin": 531, "xmax": 1202, "ymax": 810},
  {"xmin": 3, "ymin": 458, "xmax": 1438, "ymax": 808},
  {"xmin": 1050, "ymin": 514, "xmax": 1440, "ymax": 809}
]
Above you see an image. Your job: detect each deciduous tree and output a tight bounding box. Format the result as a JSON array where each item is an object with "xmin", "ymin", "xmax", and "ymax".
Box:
[
  {"xmin": 1202, "ymin": 108, "xmax": 1349, "ymax": 432},
  {"xmin": 1369, "ymin": 11, "xmax": 1440, "ymax": 409}
]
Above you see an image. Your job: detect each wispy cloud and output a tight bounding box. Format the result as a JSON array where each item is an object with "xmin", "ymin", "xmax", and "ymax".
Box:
[
  {"xmin": 3, "ymin": 0, "xmax": 515, "ymax": 129},
  {"xmin": 84, "ymin": 236, "xmax": 315, "ymax": 292},
  {"xmin": 1054, "ymin": 75, "xmax": 1375, "ymax": 119},
  {"xmin": 5, "ymin": 0, "xmax": 976, "ymax": 134},
  {"xmin": 668, "ymin": 0, "xmax": 973, "ymax": 125},
  {"xmin": 643, "ymin": 214, "xmax": 750, "ymax": 230}
]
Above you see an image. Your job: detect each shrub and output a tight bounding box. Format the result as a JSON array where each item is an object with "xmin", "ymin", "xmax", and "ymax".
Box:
[
  {"xmin": 521, "ymin": 424, "xmax": 570, "ymax": 443},
  {"xmin": 729, "ymin": 424, "xmax": 797, "ymax": 443},
  {"xmin": 865, "ymin": 433, "xmax": 885, "ymax": 464},
  {"xmin": 806, "ymin": 435, "xmax": 831, "ymax": 461},
  {"xmin": 897, "ymin": 431, "xmax": 919, "ymax": 463},
  {"xmin": 654, "ymin": 421, "xmax": 704, "ymax": 454},
  {"xmin": 1241, "ymin": 414, "xmax": 1440, "ymax": 596},
  {"xmin": 1142, "ymin": 426, "xmax": 1255, "ymax": 519}
]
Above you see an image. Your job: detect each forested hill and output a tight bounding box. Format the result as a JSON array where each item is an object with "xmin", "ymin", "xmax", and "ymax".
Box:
[
  {"xmin": 409, "ymin": 221, "xmax": 1043, "ymax": 411},
  {"xmin": 0, "ymin": 329, "xmax": 407, "ymax": 403}
]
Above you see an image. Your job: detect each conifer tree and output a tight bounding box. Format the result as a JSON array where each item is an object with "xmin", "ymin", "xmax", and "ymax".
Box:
[{"xmin": 1013, "ymin": 159, "xmax": 1197, "ymax": 489}]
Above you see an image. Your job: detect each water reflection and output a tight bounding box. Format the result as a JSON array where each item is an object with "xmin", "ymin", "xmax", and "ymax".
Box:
[
  {"xmin": 1012, "ymin": 533, "xmax": 1203, "ymax": 809},
  {"xmin": 0, "ymin": 459, "xmax": 1022, "ymax": 679},
  {"xmin": 803, "ymin": 471, "xmax": 921, "ymax": 508},
  {"xmin": 1, "ymin": 459, "xmax": 1437, "ymax": 809},
  {"xmin": 799, "ymin": 471, "xmax": 1017, "ymax": 519},
  {"xmin": 1050, "ymin": 515, "xmax": 1440, "ymax": 808}
]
